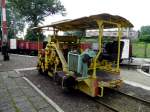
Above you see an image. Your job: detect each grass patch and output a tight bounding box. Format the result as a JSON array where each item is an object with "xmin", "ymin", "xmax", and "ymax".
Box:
[{"xmin": 132, "ymin": 42, "xmax": 150, "ymax": 58}]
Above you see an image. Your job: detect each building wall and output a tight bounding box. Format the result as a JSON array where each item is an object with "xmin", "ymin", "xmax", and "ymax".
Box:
[{"xmin": 86, "ymin": 30, "xmax": 139, "ymax": 39}]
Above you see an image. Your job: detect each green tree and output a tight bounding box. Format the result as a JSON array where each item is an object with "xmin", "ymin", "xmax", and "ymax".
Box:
[
  {"xmin": 139, "ymin": 26, "xmax": 150, "ymax": 57},
  {"xmin": 139, "ymin": 26, "xmax": 150, "ymax": 42},
  {"xmin": 25, "ymin": 26, "xmax": 45, "ymax": 41},
  {"xmin": 9, "ymin": 0, "xmax": 66, "ymax": 41}
]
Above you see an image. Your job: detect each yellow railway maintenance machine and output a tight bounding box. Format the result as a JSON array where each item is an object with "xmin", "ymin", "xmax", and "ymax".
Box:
[{"xmin": 32, "ymin": 13, "xmax": 133, "ymax": 97}]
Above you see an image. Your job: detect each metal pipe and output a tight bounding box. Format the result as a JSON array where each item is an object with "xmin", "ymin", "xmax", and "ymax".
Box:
[
  {"xmin": 92, "ymin": 20, "xmax": 103, "ymax": 78},
  {"xmin": 116, "ymin": 25, "xmax": 122, "ymax": 72}
]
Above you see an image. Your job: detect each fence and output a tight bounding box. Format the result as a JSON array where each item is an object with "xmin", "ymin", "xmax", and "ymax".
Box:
[{"xmin": 132, "ymin": 42, "xmax": 150, "ymax": 58}]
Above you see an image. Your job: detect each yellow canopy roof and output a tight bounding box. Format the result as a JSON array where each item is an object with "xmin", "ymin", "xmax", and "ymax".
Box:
[{"xmin": 32, "ymin": 13, "xmax": 133, "ymax": 31}]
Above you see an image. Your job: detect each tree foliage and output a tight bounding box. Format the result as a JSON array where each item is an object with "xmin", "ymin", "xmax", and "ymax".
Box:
[
  {"xmin": 9, "ymin": 0, "xmax": 66, "ymax": 26},
  {"xmin": 9, "ymin": 0, "xmax": 66, "ymax": 41},
  {"xmin": 25, "ymin": 27, "xmax": 45, "ymax": 41},
  {"xmin": 139, "ymin": 26, "xmax": 150, "ymax": 42}
]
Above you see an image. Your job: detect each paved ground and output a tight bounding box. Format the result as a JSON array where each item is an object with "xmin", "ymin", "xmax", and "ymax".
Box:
[
  {"xmin": 22, "ymin": 70, "xmax": 115, "ymax": 112},
  {"xmin": 120, "ymin": 57, "xmax": 150, "ymax": 90},
  {"xmin": 122, "ymin": 58, "xmax": 150, "ymax": 65},
  {"xmin": 0, "ymin": 54, "xmax": 60, "ymax": 112},
  {"xmin": 0, "ymin": 54, "xmax": 150, "ymax": 112},
  {"xmin": 0, "ymin": 54, "xmax": 37, "ymax": 72},
  {"xmin": 22, "ymin": 69, "xmax": 150, "ymax": 112},
  {"xmin": 0, "ymin": 70, "xmax": 58, "ymax": 112},
  {"xmin": 121, "ymin": 68, "xmax": 150, "ymax": 87}
]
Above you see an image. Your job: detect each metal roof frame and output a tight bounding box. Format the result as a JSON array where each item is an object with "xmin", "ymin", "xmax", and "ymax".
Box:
[{"xmin": 32, "ymin": 13, "xmax": 133, "ymax": 31}]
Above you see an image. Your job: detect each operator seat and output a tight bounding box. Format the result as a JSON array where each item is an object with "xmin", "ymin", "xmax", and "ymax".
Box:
[{"xmin": 99, "ymin": 41, "xmax": 124, "ymax": 62}]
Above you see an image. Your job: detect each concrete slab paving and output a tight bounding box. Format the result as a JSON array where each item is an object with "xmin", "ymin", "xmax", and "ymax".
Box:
[
  {"xmin": 0, "ymin": 70, "xmax": 59, "ymax": 112},
  {"xmin": 121, "ymin": 68, "xmax": 150, "ymax": 89},
  {"xmin": 0, "ymin": 54, "xmax": 37, "ymax": 72}
]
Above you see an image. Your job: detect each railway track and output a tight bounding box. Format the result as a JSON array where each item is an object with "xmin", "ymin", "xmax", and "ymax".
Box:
[{"xmin": 94, "ymin": 89, "xmax": 150, "ymax": 112}]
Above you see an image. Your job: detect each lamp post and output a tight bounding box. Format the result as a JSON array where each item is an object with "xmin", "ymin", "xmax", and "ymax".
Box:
[{"xmin": 1, "ymin": 0, "xmax": 9, "ymax": 60}]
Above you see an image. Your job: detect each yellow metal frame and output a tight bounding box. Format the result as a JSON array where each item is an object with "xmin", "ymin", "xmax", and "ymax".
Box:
[
  {"xmin": 33, "ymin": 13, "xmax": 132, "ymax": 97},
  {"xmin": 92, "ymin": 20, "xmax": 103, "ymax": 78},
  {"xmin": 98, "ymin": 87, "xmax": 104, "ymax": 97},
  {"xmin": 92, "ymin": 20, "xmax": 123, "ymax": 77},
  {"xmin": 37, "ymin": 20, "xmax": 124, "ymax": 97}
]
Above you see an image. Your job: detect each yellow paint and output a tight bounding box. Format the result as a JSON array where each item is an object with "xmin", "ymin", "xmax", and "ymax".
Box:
[
  {"xmin": 51, "ymin": 43, "xmax": 68, "ymax": 72},
  {"xmin": 37, "ymin": 34, "xmax": 40, "ymax": 57},
  {"xmin": 76, "ymin": 20, "xmax": 124, "ymax": 96},
  {"xmin": 116, "ymin": 25, "xmax": 123, "ymax": 72},
  {"xmin": 98, "ymin": 79, "xmax": 122, "ymax": 88},
  {"xmin": 48, "ymin": 71, "xmax": 53, "ymax": 77},
  {"xmin": 45, "ymin": 49, "xmax": 48, "ymax": 70},
  {"xmin": 92, "ymin": 20, "xmax": 103, "ymax": 79},
  {"xmin": 77, "ymin": 77, "xmax": 99, "ymax": 97},
  {"xmin": 98, "ymin": 87, "xmax": 104, "ymax": 97},
  {"xmin": 33, "ymin": 13, "xmax": 131, "ymax": 97}
]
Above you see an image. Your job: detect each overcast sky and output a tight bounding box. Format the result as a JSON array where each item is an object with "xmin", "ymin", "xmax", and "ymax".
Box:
[{"xmin": 44, "ymin": 0, "xmax": 150, "ymax": 30}]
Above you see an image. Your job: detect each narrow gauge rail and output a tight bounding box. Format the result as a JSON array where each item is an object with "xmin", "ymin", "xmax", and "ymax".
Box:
[
  {"xmin": 94, "ymin": 99, "xmax": 119, "ymax": 112},
  {"xmin": 114, "ymin": 89, "xmax": 150, "ymax": 105},
  {"xmin": 94, "ymin": 89, "xmax": 150, "ymax": 112}
]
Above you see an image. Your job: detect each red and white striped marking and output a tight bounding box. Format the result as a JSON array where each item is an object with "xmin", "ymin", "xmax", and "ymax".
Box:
[{"xmin": 1, "ymin": 0, "xmax": 7, "ymax": 41}]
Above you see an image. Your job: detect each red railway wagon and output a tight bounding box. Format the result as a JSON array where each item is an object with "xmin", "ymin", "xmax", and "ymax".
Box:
[
  {"xmin": 29, "ymin": 41, "xmax": 43, "ymax": 50},
  {"xmin": 17, "ymin": 40, "xmax": 31, "ymax": 54},
  {"xmin": 17, "ymin": 40, "xmax": 43, "ymax": 55},
  {"xmin": 28, "ymin": 41, "xmax": 43, "ymax": 55},
  {"xmin": 17, "ymin": 40, "xmax": 23, "ymax": 49},
  {"xmin": 0, "ymin": 39, "xmax": 44, "ymax": 55}
]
